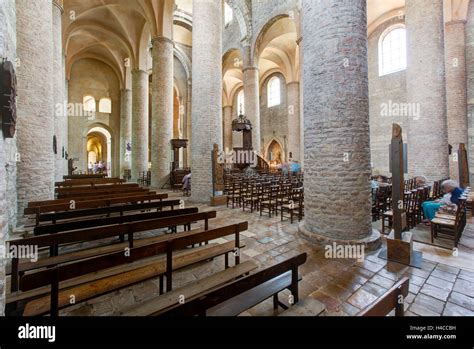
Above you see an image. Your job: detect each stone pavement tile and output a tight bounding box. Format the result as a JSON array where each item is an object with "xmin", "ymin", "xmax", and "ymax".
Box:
[
  {"xmin": 110, "ymin": 289, "xmax": 136, "ymax": 312},
  {"xmin": 319, "ymin": 282, "xmax": 353, "ymax": 302},
  {"xmin": 431, "ymin": 268, "xmax": 458, "ymax": 283},
  {"xmin": 408, "ymin": 274, "xmax": 427, "ymax": 287},
  {"xmin": 419, "ymin": 283, "xmax": 450, "ymax": 302},
  {"xmin": 340, "ymin": 302, "xmax": 361, "ymax": 316},
  {"xmin": 319, "ymin": 260, "xmax": 350, "ymax": 278},
  {"xmin": 409, "ymin": 294, "xmax": 445, "ymax": 316},
  {"xmin": 376, "ymin": 267, "xmax": 399, "ymax": 281},
  {"xmin": 365, "ymin": 253, "xmax": 388, "ymax": 265},
  {"xmin": 405, "ymin": 292, "xmax": 417, "ymax": 305},
  {"xmin": 361, "ymin": 282, "xmax": 388, "ymax": 298},
  {"xmin": 370, "ymin": 274, "xmax": 396, "ymax": 289},
  {"xmin": 357, "ymin": 259, "xmax": 386, "ymax": 273},
  {"xmin": 350, "ymin": 265, "xmax": 376, "ymax": 279},
  {"xmin": 346, "ymin": 288, "xmax": 378, "ymax": 310},
  {"xmin": 434, "ymin": 264, "xmax": 460, "ymax": 276},
  {"xmin": 426, "ymin": 275, "xmax": 454, "ymax": 292},
  {"xmin": 453, "ymin": 278, "xmax": 474, "ymax": 297},
  {"xmin": 132, "ymin": 281, "xmax": 160, "ymax": 303},
  {"xmin": 459, "ymin": 269, "xmax": 474, "ymax": 283},
  {"xmin": 442, "ymin": 302, "xmax": 474, "ymax": 316},
  {"xmin": 409, "ymin": 283, "xmax": 421, "ymax": 294},
  {"xmin": 420, "ymin": 260, "xmax": 437, "ymax": 273},
  {"xmin": 448, "ymin": 292, "xmax": 474, "ymax": 311},
  {"xmin": 309, "ymin": 290, "xmax": 342, "ymax": 312},
  {"xmin": 406, "ymin": 266, "xmax": 431, "ymax": 279}
]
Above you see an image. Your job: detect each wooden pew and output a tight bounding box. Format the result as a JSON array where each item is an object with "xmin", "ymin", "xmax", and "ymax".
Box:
[
  {"xmin": 28, "ymin": 190, "xmax": 157, "ymax": 208},
  {"xmin": 357, "ymin": 277, "xmax": 409, "ymax": 316},
  {"xmin": 8, "ymin": 211, "xmax": 218, "ymax": 293},
  {"xmin": 35, "ymin": 199, "xmax": 182, "ymax": 225},
  {"xmin": 24, "ymin": 193, "xmax": 168, "ymax": 226},
  {"xmin": 56, "ymin": 177, "xmax": 124, "ymax": 187},
  {"xmin": 16, "ymin": 222, "xmax": 248, "ymax": 316},
  {"xmin": 33, "ymin": 207, "xmax": 199, "ymax": 236},
  {"xmin": 122, "ymin": 253, "xmax": 307, "ymax": 316}
]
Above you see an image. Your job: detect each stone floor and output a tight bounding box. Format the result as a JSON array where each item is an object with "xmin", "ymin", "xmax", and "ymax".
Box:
[{"xmin": 61, "ymin": 191, "xmax": 474, "ymax": 317}]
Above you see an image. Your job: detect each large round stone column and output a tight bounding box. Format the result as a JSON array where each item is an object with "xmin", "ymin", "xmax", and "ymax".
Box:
[
  {"xmin": 190, "ymin": 0, "xmax": 223, "ymax": 202},
  {"xmin": 445, "ymin": 20, "xmax": 468, "ymax": 180},
  {"xmin": 406, "ymin": 0, "xmax": 448, "ymax": 181},
  {"xmin": 223, "ymin": 105, "xmax": 233, "ymax": 151},
  {"xmin": 120, "ymin": 88, "xmax": 132, "ymax": 176},
  {"xmin": 287, "ymin": 81, "xmax": 301, "ymax": 162},
  {"xmin": 242, "ymin": 45, "xmax": 261, "ymax": 153},
  {"xmin": 16, "ymin": 0, "xmax": 55, "ymax": 223},
  {"xmin": 52, "ymin": 0, "xmax": 66, "ymax": 181},
  {"xmin": 131, "ymin": 69, "xmax": 149, "ymax": 181},
  {"xmin": 151, "ymin": 37, "xmax": 174, "ymax": 188},
  {"xmin": 299, "ymin": 0, "xmax": 380, "ymax": 249}
]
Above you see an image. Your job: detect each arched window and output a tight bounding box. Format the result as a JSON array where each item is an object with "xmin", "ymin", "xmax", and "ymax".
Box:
[
  {"xmin": 267, "ymin": 77, "xmax": 281, "ymax": 108},
  {"xmin": 379, "ymin": 25, "xmax": 407, "ymax": 76},
  {"xmin": 237, "ymin": 90, "xmax": 245, "ymax": 115},
  {"xmin": 224, "ymin": 3, "xmax": 233, "ymax": 26},
  {"xmin": 83, "ymin": 95, "xmax": 96, "ymax": 113},
  {"xmin": 99, "ymin": 97, "xmax": 112, "ymax": 114}
]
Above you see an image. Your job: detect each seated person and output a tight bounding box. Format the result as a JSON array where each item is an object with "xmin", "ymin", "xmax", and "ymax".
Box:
[
  {"xmin": 371, "ymin": 175, "xmax": 389, "ymax": 189},
  {"xmin": 415, "ymin": 175, "xmax": 428, "ymax": 188},
  {"xmin": 182, "ymin": 173, "xmax": 191, "ymax": 196},
  {"xmin": 422, "ymin": 180, "xmax": 463, "ymax": 223}
]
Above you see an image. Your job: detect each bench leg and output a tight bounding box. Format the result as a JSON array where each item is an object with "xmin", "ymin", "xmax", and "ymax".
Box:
[
  {"xmin": 224, "ymin": 253, "xmax": 229, "ymax": 269},
  {"xmin": 159, "ymin": 275, "xmax": 164, "ymax": 295},
  {"xmin": 273, "ymin": 294, "xmax": 279, "ymax": 310}
]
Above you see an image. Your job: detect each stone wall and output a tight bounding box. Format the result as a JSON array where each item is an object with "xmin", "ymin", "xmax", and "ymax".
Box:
[
  {"xmin": 68, "ymin": 59, "xmax": 120, "ymax": 176},
  {"xmin": 368, "ymin": 17, "xmax": 408, "ymax": 175},
  {"xmin": 0, "ymin": 0, "xmax": 17, "ymax": 317},
  {"xmin": 259, "ymin": 73, "xmax": 289, "ymax": 160},
  {"xmin": 466, "ymin": 1, "xmax": 474, "ymax": 183}
]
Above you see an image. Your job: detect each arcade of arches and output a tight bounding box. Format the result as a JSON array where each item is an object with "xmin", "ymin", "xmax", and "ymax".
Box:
[{"xmin": 0, "ymin": 0, "xmax": 473, "ymax": 317}]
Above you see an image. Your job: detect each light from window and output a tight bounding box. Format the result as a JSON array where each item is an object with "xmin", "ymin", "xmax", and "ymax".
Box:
[
  {"xmin": 237, "ymin": 90, "xmax": 245, "ymax": 115},
  {"xmin": 99, "ymin": 97, "xmax": 112, "ymax": 114},
  {"xmin": 225, "ymin": 3, "xmax": 233, "ymax": 26},
  {"xmin": 83, "ymin": 95, "xmax": 96, "ymax": 113},
  {"xmin": 379, "ymin": 26, "xmax": 407, "ymax": 76},
  {"xmin": 267, "ymin": 77, "xmax": 281, "ymax": 107}
]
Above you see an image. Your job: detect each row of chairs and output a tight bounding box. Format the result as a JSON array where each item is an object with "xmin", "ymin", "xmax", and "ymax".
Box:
[
  {"xmin": 138, "ymin": 171, "xmax": 151, "ymax": 187},
  {"xmin": 225, "ymin": 173, "xmax": 304, "ymax": 223}
]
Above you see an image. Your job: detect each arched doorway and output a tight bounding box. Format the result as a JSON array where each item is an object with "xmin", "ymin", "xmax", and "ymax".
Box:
[
  {"xmin": 87, "ymin": 126, "xmax": 112, "ymax": 176},
  {"xmin": 266, "ymin": 139, "xmax": 284, "ymax": 167}
]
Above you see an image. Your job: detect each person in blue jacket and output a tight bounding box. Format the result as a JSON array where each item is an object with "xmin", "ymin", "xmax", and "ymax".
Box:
[{"xmin": 422, "ymin": 180, "xmax": 464, "ymax": 223}]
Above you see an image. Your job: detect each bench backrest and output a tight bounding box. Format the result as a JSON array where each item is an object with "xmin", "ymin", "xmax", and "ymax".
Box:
[
  {"xmin": 24, "ymin": 193, "xmax": 168, "ymax": 215},
  {"xmin": 33, "ymin": 207, "xmax": 199, "ymax": 235},
  {"xmin": 358, "ymin": 277, "xmax": 409, "ymax": 316},
  {"xmin": 161, "ymin": 252, "xmax": 308, "ymax": 316},
  {"xmin": 36, "ymin": 199, "xmax": 182, "ymax": 224},
  {"xmin": 56, "ymin": 177, "xmax": 124, "ymax": 187}
]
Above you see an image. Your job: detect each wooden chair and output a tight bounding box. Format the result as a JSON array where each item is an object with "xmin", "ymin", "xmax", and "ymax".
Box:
[
  {"xmin": 431, "ymin": 198, "xmax": 467, "ymax": 247},
  {"xmin": 281, "ymin": 188, "xmax": 304, "ymax": 223},
  {"xmin": 260, "ymin": 185, "xmax": 279, "ymax": 218},
  {"xmin": 226, "ymin": 181, "xmax": 242, "ymax": 209}
]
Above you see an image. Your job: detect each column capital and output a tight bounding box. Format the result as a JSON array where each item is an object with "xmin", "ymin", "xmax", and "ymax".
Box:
[
  {"xmin": 52, "ymin": 0, "xmax": 64, "ymax": 13},
  {"xmin": 151, "ymin": 36, "xmax": 175, "ymax": 47}
]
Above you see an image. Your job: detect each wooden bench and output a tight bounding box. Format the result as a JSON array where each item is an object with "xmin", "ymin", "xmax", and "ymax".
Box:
[
  {"xmin": 122, "ymin": 253, "xmax": 307, "ymax": 316},
  {"xmin": 14, "ymin": 222, "xmax": 248, "ymax": 316},
  {"xmin": 24, "ymin": 193, "xmax": 169, "ymax": 226},
  {"xmin": 34, "ymin": 199, "xmax": 183, "ymax": 225},
  {"xmin": 56, "ymin": 177, "xmax": 124, "ymax": 187},
  {"xmin": 8, "ymin": 211, "xmax": 218, "ymax": 293},
  {"xmin": 357, "ymin": 277, "xmax": 409, "ymax": 316},
  {"xmin": 33, "ymin": 206, "xmax": 197, "ymax": 236}
]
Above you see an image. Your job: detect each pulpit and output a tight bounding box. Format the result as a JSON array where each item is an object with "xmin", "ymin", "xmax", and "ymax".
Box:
[{"xmin": 170, "ymin": 139, "xmax": 190, "ymax": 190}]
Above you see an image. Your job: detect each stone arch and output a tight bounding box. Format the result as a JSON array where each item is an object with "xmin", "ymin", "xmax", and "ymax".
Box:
[
  {"xmin": 264, "ymin": 138, "xmax": 285, "ymax": 164},
  {"xmin": 226, "ymin": 0, "xmax": 252, "ymax": 44},
  {"xmin": 83, "ymin": 123, "xmax": 115, "ymax": 176},
  {"xmin": 253, "ymin": 14, "xmax": 290, "ymax": 63}
]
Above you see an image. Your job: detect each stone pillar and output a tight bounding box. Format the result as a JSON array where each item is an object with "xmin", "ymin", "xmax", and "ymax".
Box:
[
  {"xmin": 151, "ymin": 37, "xmax": 174, "ymax": 188},
  {"xmin": 120, "ymin": 88, "xmax": 132, "ymax": 175},
  {"xmin": 52, "ymin": 0, "xmax": 66, "ymax": 181},
  {"xmin": 191, "ymin": 0, "xmax": 222, "ymax": 202},
  {"xmin": 299, "ymin": 0, "xmax": 380, "ymax": 248},
  {"xmin": 16, "ymin": 0, "xmax": 55, "ymax": 223},
  {"xmin": 131, "ymin": 69, "xmax": 149, "ymax": 181},
  {"xmin": 297, "ymin": 37, "xmax": 305, "ymax": 169},
  {"xmin": 406, "ymin": 0, "xmax": 448, "ymax": 181},
  {"xmin": 223, "ymin": 105, "xmax": 233, "ymax": 151},
  {"xmin": 287, "ymin": 82, "xmax": 301, "ymax": 162},
  {"xmin": 185, "ymin": 79, "xmax": 192, "ymax": 168},
  {"xmin": 445, "ymin": 20, "xmax": 468, "ymax": 180},
  {"xmin": 242, "ymin": 45, "xmax": 261, "ymax": 153}
]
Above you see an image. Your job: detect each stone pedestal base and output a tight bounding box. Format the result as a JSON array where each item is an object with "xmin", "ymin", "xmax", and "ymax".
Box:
[
  {"xmin": 210, "ymin": 196, "xmax": 227, "ymax": 207},
  {"xmin": 298, "ymin": 222, "xmax": 382, "ymax": 252},
  {"xmin": 378, "ymin": 231, "xmax": 423, "ymax": 268}
]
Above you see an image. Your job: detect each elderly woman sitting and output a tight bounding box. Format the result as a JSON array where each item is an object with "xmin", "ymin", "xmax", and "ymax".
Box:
[{"xmin": 422, "ymin": 180, "xmax": 463, "ymax": 223}]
